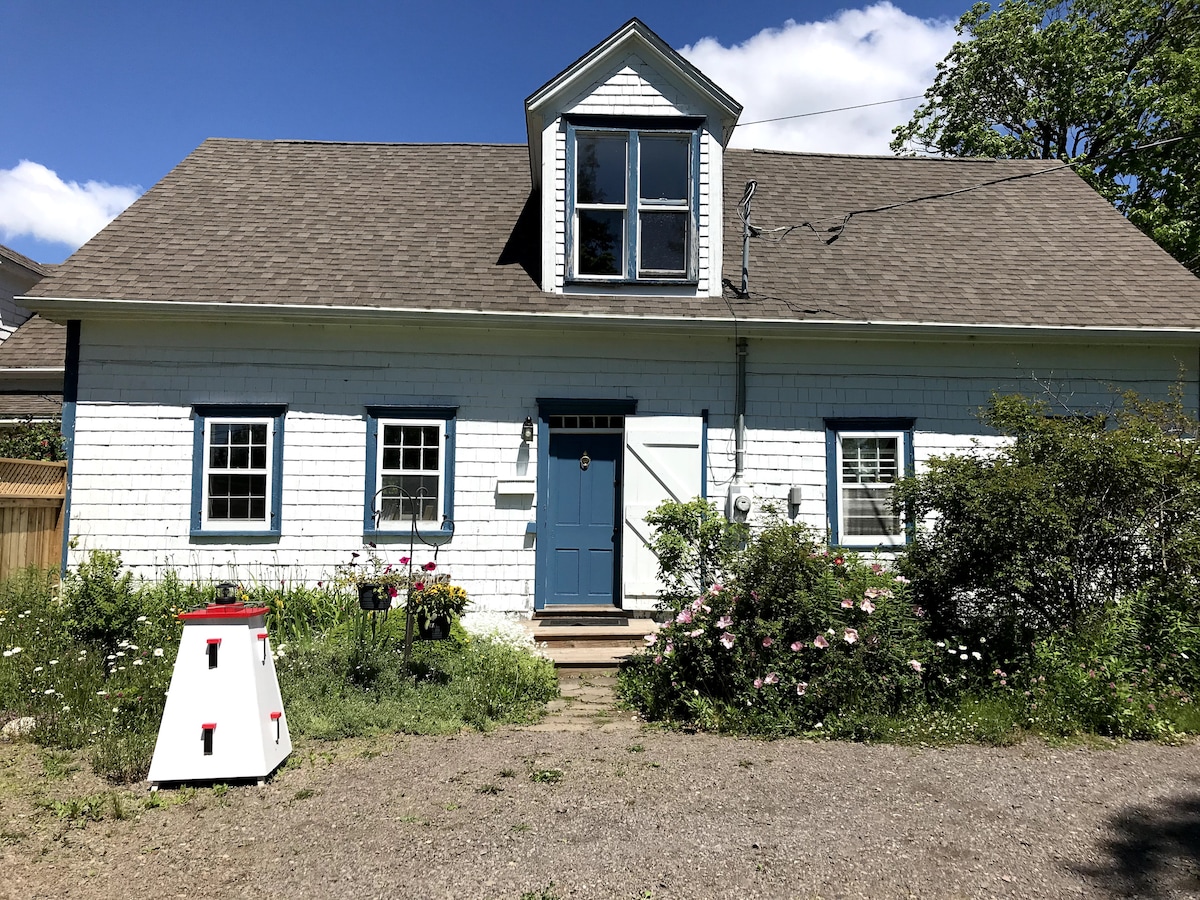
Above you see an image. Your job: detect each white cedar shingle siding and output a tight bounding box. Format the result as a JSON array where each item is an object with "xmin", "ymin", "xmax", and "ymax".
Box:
[{"xmin": 65, "ymin": 320, "xmax": 1195, "ymax": 612}]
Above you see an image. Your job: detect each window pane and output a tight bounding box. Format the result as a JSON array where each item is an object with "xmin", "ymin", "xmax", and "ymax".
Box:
[
  {"xmin": 230, "ymin": 447, "xmax": 249, "ymax": 469},
  {"xmin": 210, "ymin": 446, "xmax": 229, "ymax": 468},
  {"xmin": 842, "ymin": 438, "xmax": 898, "ymax": 484},
  {"xmin": 639, "ymin": 136, "xmax": 689, "ymax": 201},
  {"xmin": 640, "ymin": 212, "xmax": 687, "ymax": 273},
  {"xmin": 577, "ymin": 135, "xmax": 627, "ymax": 204},
  {"xmin": 208, "ymin": 473, "xmax": 266, "ymax": 521},
  {"xmin": 844, "ymin": 486, "xmax": 900, "ymax": 536},
  {"xmin": 578, "ymin": 209, "xmax": 623, "ymax": 276},
  {"xmin": 380, "ymin": 475, "xmax": 439, "ymax": 522}
]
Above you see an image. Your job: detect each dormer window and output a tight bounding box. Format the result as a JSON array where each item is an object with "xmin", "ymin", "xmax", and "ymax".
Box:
[{"xmin": 567, "ymin": 118, "xmax": 700, "ymax": 283}]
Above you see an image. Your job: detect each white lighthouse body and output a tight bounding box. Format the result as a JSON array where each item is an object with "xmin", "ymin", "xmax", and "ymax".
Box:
[{"xmin": 148, "ymin": 603, "xmax": 291, "ymax": 785}]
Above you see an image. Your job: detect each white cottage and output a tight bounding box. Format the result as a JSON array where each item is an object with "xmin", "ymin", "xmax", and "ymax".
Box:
[{"xmin": 22, "ymin": 19, "xmax": 1200, "ymax": 614}]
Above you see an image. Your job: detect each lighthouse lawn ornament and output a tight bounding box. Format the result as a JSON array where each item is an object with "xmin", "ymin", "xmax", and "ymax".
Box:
[{"xmin": 148, "ymin": 583, "xmax": 291, "ymax": 785}]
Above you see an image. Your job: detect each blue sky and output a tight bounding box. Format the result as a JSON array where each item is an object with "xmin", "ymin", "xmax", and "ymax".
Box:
[{"xmin": 1, "ymin": 0, "xmax": 968, "ymax": 263}]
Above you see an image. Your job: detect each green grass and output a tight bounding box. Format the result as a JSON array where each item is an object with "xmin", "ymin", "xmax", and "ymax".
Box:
[{"xmin": 0, "ymin": 560, "xmax": 558, "ymax": 785}]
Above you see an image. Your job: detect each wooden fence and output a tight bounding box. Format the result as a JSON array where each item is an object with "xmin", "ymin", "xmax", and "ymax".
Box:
[{"xmin": 0, "ymin": 457, "xmax": 66, "ymax": 579}]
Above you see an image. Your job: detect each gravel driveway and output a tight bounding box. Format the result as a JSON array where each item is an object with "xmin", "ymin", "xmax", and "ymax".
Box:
[{"xmin": 2, "ymin": 682, "xmax": 1198, "ymax": 899}]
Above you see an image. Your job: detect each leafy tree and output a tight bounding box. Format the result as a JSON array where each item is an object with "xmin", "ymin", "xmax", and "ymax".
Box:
[{"xmin": 891, "ymin": 0, "xmax": 1200, "ymax": 273}]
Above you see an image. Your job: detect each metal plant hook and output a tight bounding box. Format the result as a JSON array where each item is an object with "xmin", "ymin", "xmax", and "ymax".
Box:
[{"xmin": 369, "ymin": 485, "xmax": 455, "ymax": 673}]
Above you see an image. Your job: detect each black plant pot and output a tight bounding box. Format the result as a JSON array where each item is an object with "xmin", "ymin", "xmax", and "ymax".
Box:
[
  {"xmin": 418, "ymin": 615, "xmax": 451, "ymax": 640},
  {"xmin": 358, "ymin": 584, "xmax": 390, "ymax": 611}
]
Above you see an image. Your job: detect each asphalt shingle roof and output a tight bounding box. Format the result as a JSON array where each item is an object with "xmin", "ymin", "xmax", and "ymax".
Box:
[
  {"xmin": 0, "ymin": 316, "xmax": 66, "ymax": 369},
  {"xmin": 26, "ymin": 138, "xmax": 1200, "ymax": 329}
]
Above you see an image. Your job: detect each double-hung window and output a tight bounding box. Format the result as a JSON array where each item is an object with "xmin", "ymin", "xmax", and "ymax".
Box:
[
  {"xmin": 191, "ymin": 405, "xmax": 286, "ymax": 537},
  {"xmin": 569, "ymin": 118, "xmax": 700, "ymax": 282},
  {"xmin": 364, "ymin": 407, "xmax": 456, "ymax": 537},
  {"xmin": 825, "ymin": 418, "xmax": 914, "ymax": 548}
]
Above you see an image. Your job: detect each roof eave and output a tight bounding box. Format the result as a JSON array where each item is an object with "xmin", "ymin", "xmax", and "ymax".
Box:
[{"xmin": 21, "ymin": 296, "xmax": 1200, "ymax": 345}]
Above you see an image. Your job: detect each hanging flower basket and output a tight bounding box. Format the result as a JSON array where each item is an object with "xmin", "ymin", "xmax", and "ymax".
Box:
[
  {"xmin": 417, "ymin": 614, "xmax": 452, "ymax": 641},
  {"xmin": 357, "ymin": 583, "xmax": 391, "ymax": 612}
]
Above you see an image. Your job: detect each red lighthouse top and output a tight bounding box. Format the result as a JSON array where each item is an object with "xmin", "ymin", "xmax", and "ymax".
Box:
[{"xmin": 178, "ymin": 602, "xmax": 270, "ymax": 621}]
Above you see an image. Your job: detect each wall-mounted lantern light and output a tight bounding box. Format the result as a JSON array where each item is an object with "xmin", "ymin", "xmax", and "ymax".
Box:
[
  {"xmin": 215, "ymin": 581, "xmax": 239, "ymax": 605},
  {"xmin": 521, "ymin": 416, "xmax": 535, "ymax": 443}
]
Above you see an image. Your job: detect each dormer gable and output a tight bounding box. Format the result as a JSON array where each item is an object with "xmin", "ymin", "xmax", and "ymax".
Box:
[{"xmin": 525, "ymin": 19, "xmax": 742, "ymax": 296}]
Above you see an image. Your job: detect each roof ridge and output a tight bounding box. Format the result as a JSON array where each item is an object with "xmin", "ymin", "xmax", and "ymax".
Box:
[
  {"xmin": 201, "ymin": 137, "xmax": 526, "ymax": 149},
  {"xmin": 735, "ymin": 147, "xmax": 1038, "ymax": 164}
]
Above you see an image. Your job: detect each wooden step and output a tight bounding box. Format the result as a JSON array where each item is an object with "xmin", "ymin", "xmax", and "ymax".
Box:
[
  {"xmin": 545, "ymin": 645, "xmax": 637, "ymax": 669},
  {"xmin": 524, "ymin": 614, "xmax": 658, "ymax": 670}
]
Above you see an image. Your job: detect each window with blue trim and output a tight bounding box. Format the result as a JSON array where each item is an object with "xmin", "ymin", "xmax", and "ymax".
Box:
[
  {"xmin": 569, "ymin": 120, "xmax": 699, "ymax": 282},
  {"xmin": 825, "ymin": 419, "xmax": 914, "ymax": 548},
  {"xmin": 191, "ymin": 405, "xmax": 285, "ymax": 537},
  {"xmin": 365, "ymin": 407, "xmax": 456, "ymax": 536}
]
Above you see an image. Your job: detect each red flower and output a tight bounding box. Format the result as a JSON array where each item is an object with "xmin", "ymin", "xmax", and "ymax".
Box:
[
  {"xmin": 413, "ymin": 582, "xmax": 425, "ymax": 592},
  {"xmin": 423, "ymin": 562, "xmax": 437, "ymax": 572},
  {"xmin": 399, "ymin": 556, "xmax": 410, "ymax": 565}
]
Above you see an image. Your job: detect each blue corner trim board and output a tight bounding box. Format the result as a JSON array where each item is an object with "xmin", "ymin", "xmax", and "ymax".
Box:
[
  {"xmin": 59, "ymin": 321, "xmax": 81, "ymax": 575},
  {"xmin": 700, "ymin": 408, "xmax": 709, "ymax": 500}
]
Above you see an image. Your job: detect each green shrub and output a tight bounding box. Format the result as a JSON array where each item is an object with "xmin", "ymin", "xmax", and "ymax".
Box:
[
  {"xmin": 645, "ymin": 498, "xmax": 747, "ymax": 607},
  {"xmin": 895, "ymin": 389, "xmax": 1200, "ymax": 668},
  {"xmin": 620, "ymin": 511, "xmax": 933, "ymax": 734},
  {"xmin": 62, "ymin": 551, "xmax": 139, "ymax": 656},
  {"xmin": 0, "ymin": 417, "xmax": 64, "ymax": 461}
]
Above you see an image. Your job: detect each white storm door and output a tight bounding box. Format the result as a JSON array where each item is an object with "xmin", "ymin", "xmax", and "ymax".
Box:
[{"xmin": 621, "ymin": 415, "xmax": 704, "ymax": 606}]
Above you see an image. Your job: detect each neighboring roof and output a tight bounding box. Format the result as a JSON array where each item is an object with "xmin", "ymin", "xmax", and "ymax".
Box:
[
  {"xmin": 25, "ymin": 138, "xmax": 1200, "ymax": 332},
  {"xmin": 0, "ymin": 316, "xmax": 66, "ymax": 369},
  {"xmin": 0, "ymin": 244, "xmax": 52, "ymax": 280},
  {"xmin": 0, "ymin": 393, "xmax": 62, "ymax": 419}
]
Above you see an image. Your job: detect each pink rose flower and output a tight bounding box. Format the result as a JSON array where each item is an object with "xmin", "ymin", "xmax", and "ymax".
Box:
[
  {"xmin": 860, "ymin": 599, "xmax": 875, "ymax": 614},
  {"xmin": 762, "ymin": 637, "xmax": 773, "ymax": 648},
  {"xmin": 796, "ymin": 682, "xmax": 808, "ymax": 696},
  {"xmin": 790, "ymin": 641, "xmax": 803, "ymax": 652},
  {"xmin": 909, "ymin": 660, "xmax": 923, "ymax": 672},
  {"xmin": 813, "ymin": 635, "xmax": 830, "ymax": 649},
  {"xmin": 843, "ymin": 628, "xmax": 859, "ymax": 644},
  {"xmin": 719, "ymin": 632, "xmax": 735, "ymax": 649}
]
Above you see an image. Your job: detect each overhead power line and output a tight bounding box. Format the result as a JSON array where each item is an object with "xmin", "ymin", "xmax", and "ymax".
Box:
[{"xmin": 737, "ymin": 95, "xmax": 925, "ymax": 127}]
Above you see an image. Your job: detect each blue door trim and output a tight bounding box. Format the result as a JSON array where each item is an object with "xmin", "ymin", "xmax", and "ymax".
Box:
[{"xmin": 534, "ymin": 398, "xmax": 637, "ymax": 611}]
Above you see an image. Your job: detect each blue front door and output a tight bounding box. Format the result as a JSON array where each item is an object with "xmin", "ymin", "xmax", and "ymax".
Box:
[{"xmin": 543, "ymin": 431, "xmax": 621, "ymax": 606}]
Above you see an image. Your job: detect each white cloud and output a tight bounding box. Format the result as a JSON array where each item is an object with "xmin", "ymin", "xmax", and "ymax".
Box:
[
  {"xmin": 680, "ymin": 2, "xmax": 958, "ymax": 155},
  {"xmin": 0, "ymin": 160, "xmax": 141, "ymax": 249}
]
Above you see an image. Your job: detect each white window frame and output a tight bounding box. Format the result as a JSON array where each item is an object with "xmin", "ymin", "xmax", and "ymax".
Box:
[
  {"xmin": 366, "ymin": 411, "xmax": 455, "ymax": 535},
  {"xmin": 834, "ymin": 429, "xmax": 908, "ymax": 547},
  {"xmin": 567, "ymin": 121, "xmax": 699, "ymax": 284},
  {"xmin": 374, "ymin": 420, "xmax": 446, "ymax": 532},
  {"xmin": 191, "ymin": 404, "xmax": 286, "ymax": 538}
]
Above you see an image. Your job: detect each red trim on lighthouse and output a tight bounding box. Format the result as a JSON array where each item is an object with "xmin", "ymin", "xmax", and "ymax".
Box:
[
  {"xmin": 202, "ymin": 723, "xmax": 217, "ymax": 730},
  {"xmin": 179, "ymin": 603, "xmax": 270, "ymax": 621},
  {"xmin": 206, "ymin": 638, "xmax": 222, "ymax": 645},
  {"xmin": 257, "ymin": 632, "xmax": 268, "ymax": 640},
  {"xmin": 269, "ymin": 711, "xmax": 282, "ymax": 720}
]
